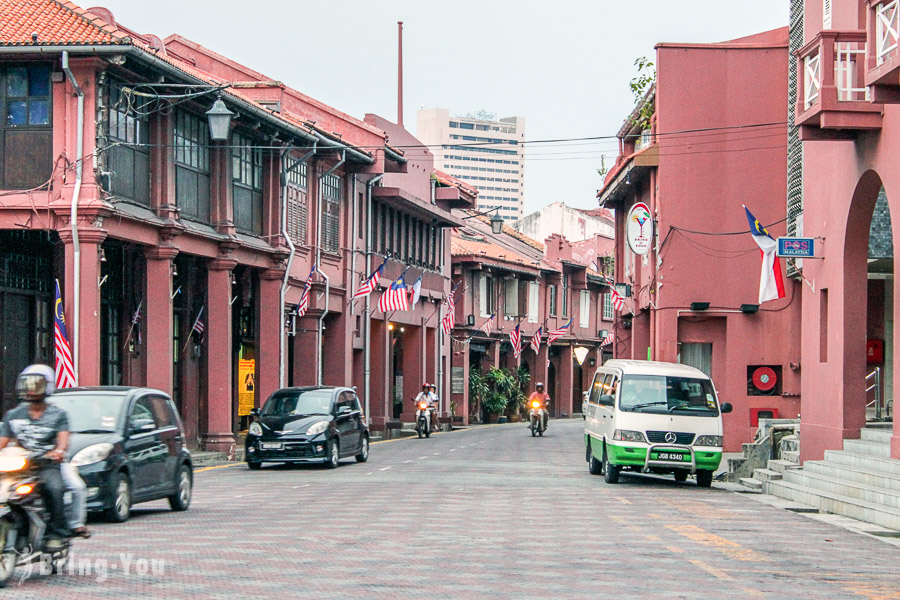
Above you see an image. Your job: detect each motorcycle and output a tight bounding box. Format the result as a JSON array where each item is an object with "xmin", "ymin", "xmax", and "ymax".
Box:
[
  {"xmin": 415, "ymin": 401, "xmax": 432, "ymax": 439},
  {"xmin": 529, "ymin": 400, "xmax": 546, "ymax": 437},
  {"xmin": 0, "ymin": 446, "xmax": 71, "ymax": 587}
]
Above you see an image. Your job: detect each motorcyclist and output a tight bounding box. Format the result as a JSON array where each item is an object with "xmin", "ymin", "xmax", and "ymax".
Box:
[
  {"xmin": 414, "ymin": 384, "xmax": 435, "ymax": 431},
  {"xmin": 528, "ymin": 382, "xmax": 551, "ymax": 430},
  {"xmin": 0, "ymin": 365, "xmax": 73, "ymax": 549},
  {"xmin": 428, "ymin": 384, "xmax": 440, "ymax": 431}
]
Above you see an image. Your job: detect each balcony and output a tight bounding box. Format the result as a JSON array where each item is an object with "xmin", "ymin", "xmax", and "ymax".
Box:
[
  {"xmin": 796, "ymin": 30, "xmax": 883, "ymax": 137},
  {"xmin": 865, "ymin": 0, "xmax": 900, "ymax": 101}
]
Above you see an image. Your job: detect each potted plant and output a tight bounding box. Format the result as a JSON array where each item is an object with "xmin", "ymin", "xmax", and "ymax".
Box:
[
  {"xmin": 483, "ymin": 367, "xmax": 512, "ymax": 423},
  {"xmin": 469, "ymin": 368, "xmax": 490, "ymax": 424}
]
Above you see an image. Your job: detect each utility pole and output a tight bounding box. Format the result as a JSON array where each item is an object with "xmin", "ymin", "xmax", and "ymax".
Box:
[{"xmin": 397, "ymin": 21, "xmax": 404, "ymax": 127}]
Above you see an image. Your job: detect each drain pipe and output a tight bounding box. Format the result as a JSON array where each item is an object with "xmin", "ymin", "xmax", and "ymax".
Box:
[
  {"xmin": 364, "ymin": 173, "xmax": 384, "ymax": 424},
  {"xmin": 62, "ymin": 51, "xmax": 84, "ymax": 381},
  {"xmin": 315, "ymin": 151, "xmax": 345, "ymax": 385},
  {"xmin": 279, "ymin": 141, "xmax": 317, "ymax": 386}
]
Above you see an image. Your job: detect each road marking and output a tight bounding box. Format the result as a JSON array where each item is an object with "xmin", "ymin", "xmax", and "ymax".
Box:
[
  {"xmin": 419, "ymin": 456, "xmax": 428, "ymax": 460},
  {"xmin": 667, "ymin": 524, "xmax": 769, "ymax": 562},
  {"xmin": 403, "ymin": 460, "xmax": 413, "ymax": 464},
  {"xmin": 292, "ymin": 484, "xmax": 310, "ymax": 489},
  {"xmin": 689, "ymin": 559, "xmax": 733, "ymax": 581},
  {"xmin": 380, "ymin": 466, "xmax": 391, "ymax": 471},
  {"xmin": 741, "ymin": 588, "xmax": 765, "ymax": 597},
  {"xmin": 194, "ymin": 463, "xmax": 242, "ymax": 473},
  {"xmin": 647, "ymin": 513, "xmax": 663, "ymax": 519},
  {"xmin": 432, "ymin": 453, "xmax": 441, "ymax": 456},
  {"xmin": 370, "ymin": 423, "xmax": 504, "ymax": 445},
  {"xmin": 615, "ymin": 497, "xmax": 631, "ymax": 504},
  {"xmin": 644, "ymin": 534, "xmax": 661, "ymax": 542},
  {"xmin": 449, "ymin": 449, "xmax": 456, "ymax": 452},
  {"xmin": 665, "ymin": 546, "xmax": 686, "ymax": 554},
  {"xmin": 364, "ymin": 472, "xmax": 374, "ymax": 476}
]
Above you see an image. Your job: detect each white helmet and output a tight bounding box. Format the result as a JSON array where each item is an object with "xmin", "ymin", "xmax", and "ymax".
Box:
[{"xmin": 16, "ymin": 364, "xmax": 56, "ymax": 402}]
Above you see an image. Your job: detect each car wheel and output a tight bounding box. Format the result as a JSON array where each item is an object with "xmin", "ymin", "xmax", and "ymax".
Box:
[
  {"xmin": 105, "ymin": 471, "xmax": 131, "ymax": 523},
  {"xmin": 247, "ymin": 461, "xmax": 262, "ymax": 470},
  {"xmin": 355, "ymin": 435, "xmax": 370, "ymax": 463},
  {"xmin": 673, "ymin": 471, "xmax": 688, "ymax": 482},
  {"xmin": 696, "ymin": 470, "xmax": 713, "ymax": 488},
  {"xmin": 326, "ymin": 438, "xmax": 340, "ymax": 469},
  {"xmin": 168, "ymin": 464, "xmax": 193, "ymax": 511},
  {"xmin": 588, "ymin": 444, "xmax": 603, "ymax": 476},
  {"xmin": 603, "ymin": 450, "xmax": 620, "ymax": 484}
]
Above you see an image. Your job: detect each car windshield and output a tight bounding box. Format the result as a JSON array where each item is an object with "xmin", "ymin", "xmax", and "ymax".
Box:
[
  {"xmin": 618, "ymin": 375, "xmax": 719, "ymax": 416},
  {"xmin": 48, "ymin": 394, "xmax": 124, "ymax": 432},
  {"xmin": 262, "ymin": 390, "xmax": 333, "ymax": 416}
]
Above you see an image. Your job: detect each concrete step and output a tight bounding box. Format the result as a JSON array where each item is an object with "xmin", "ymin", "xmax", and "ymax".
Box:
[
  {"xmin": 740, "ymin": 477, "xmax": 763, "ymax": 491},
  {"xmin": 805, "ymin": 460, "xmax": 900, "ymax": 493},
  {"xmin": 843, "ymin": 438, "xmax": 892, "ymax": 458},
  {"xmin": 783, "ymin": 469, "xmax": 900, "ymax": 509},
  {"xmin": 825, "ymin": 450, "xmax": 900, "ymax": 477},
  {"xmin": 781, "ymin": 450, "xmax": 800, "ymax": 463},
  {"xmin": 861, "ymin": 428, "xmax": 894, "ymax": 444},
  {"xmin": 753, "ymin": 468, "xmax": 782, "ymax": 481},
  {"xmin": 780, "ymin": 435, "xmax": 799, "ymax": 453},
  {"xmin": 768, "ymin": 459, "xmax": 802, "ymax": 474},
  {"xmin": 764, "ymin": 479, "xmax": 900, "ymax": 531}
]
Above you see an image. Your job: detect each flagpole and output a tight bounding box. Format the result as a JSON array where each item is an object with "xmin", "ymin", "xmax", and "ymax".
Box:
[
  {"xmin": 182, "ymin": 306, "xmax": 204, "ymax": 353},
  {"xmin": 122, "ymin": 299, "xmax": 142, "ymax": 351}
]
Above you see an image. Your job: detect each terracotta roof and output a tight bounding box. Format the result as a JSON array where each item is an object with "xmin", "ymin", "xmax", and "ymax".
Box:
[
  {"xmin": 433, "ymin": 169, "xmax": 478, "ymax": 198},
  {"xmin": 0, "ymin": 0, "xmax": 131, "ymax": 46},
  {"xmin": 464, "ymin": 211, "xmax": 545, "ymax": 253},
  {"xmin": 451, "ymin": 233, "xmax": 542, "ymax": 273}
]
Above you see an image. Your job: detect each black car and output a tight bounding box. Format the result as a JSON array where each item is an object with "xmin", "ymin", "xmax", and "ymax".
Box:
[
  {"xmin": 50, "ymin": 387, "xmax": 193, "ymax": 523},
  {"xmin": 246, "ymin": 386, "xmax": 369, "ymax": 469}
]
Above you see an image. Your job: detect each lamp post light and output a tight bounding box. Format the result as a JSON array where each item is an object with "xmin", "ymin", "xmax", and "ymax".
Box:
[
  {"xmin": 463, "ymin": 206, "xmax": 504, "ymax": 235},
  {"xmin": 206, "ymin": 95, "xmax": 234, "ymax": 141}
]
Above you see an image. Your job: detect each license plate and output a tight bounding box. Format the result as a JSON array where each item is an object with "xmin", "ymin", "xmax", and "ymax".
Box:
[
  {"xmin": 654, "ymin": 452, "xmax": 687, "ymax": 462},
  {"xmin": 261, "ymin": 442, "xmax": 283, "ymax": 450}
]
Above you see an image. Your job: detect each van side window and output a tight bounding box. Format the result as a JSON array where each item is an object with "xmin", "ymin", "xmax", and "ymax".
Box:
[
  {"xmin": 608, "ymin": 376, "xmax": 619, "ymax": 397},
  {"xmin": 588, "ymin": 373, "xmax": 605, "ymax": 404}
]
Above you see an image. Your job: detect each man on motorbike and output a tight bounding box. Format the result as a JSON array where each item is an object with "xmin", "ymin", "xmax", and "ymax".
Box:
[
  {"xmin": 428, "ymin": 384, "xmax": 440, "ymax": 431},
  {"xmin": 0, "ymin": 364, "xmax": 74, "ymax": 548},
  {"xmin": 527, "ymin": 382, "xmax": 551, "ymax": 430},
  {"xmin": 414, "ymin": 384, "xmax": 436, "ymax": 432}
]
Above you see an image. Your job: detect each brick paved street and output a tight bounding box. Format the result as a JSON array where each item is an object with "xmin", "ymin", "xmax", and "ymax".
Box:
[{"xmin": 10, "ymin": 420, "xmax": 900, "ymax": 599}]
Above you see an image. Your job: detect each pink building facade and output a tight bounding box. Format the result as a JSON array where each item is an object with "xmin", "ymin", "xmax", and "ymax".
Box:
[{"xmin": 597, "ymin": 28, "xmax": 803, "ymax": 452}]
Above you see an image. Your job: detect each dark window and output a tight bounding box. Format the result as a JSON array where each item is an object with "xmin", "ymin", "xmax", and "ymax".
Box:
[
  {"xmin": 104, "ymin": 79, "xmax": 150, "ymax": 205},
  {"xmin": 129, "ymin": 397, "xmax": 156, "ymax": 430},
  {"xmin": 232, "ymin": 133, "xmax": 263, "ymax": 234},
  {"xmin": 549, "ymin": 284, "xmax": 557, "ymax": 316},
  {"xmin": 147, "ymin": 396, "xmax": 178, "ymax": 429},
  {"xmin": 562, "ymin": 275, "xmax": 569, "ymax": 317},
  {"xmin": 174, "ymin": 110, "xmax": 211, "ymax": 222},
  {"xmin": 322, "ymin": 172, "xmax": 341, "ymax": 253},
  {"xmin": 285, "ymin": 160, "xmax": 308, "ymax": 244},
  {"xmin": 1, "ymin": 65, "xmax": 52, "ymax": 189}
]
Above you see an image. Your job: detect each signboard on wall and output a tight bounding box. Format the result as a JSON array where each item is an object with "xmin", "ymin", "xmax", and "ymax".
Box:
[
  {"xmin": 451, "ymin": 367, "xmax": 465, "ymax": 394},
  {"xmin": 238, "ymin": 359, "xmax": 256, "ymax": 416},
  {"xmin": 776, "ymin": 237, "xmax": 815, "ymax": 258},
  {"xmin": 626, "ymin": 202, "xmax": 653, "ymax": 255}
]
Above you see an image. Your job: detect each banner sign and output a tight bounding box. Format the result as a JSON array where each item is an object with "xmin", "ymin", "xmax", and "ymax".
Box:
[
  {"xmin": 626, "ymin": 202, "xmax": 653, "ymax": 255},
  {"xmin": 777, "ymin": 237, "xmax": 815, "ymax": 258},
  {"xmin": 238, "ymin": 359, "xmax": 256, "ymax": 416}
]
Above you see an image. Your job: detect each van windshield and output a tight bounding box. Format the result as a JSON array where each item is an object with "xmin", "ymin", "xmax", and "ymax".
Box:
[{"xmin": 618, "ymin": 375, "xmax": 719, "ymax": 416}]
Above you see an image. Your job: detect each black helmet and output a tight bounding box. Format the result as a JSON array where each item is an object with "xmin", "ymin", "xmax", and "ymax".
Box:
[{"xmin": 535, "ymin": 382, "xmax": 544, "ymax": 390}]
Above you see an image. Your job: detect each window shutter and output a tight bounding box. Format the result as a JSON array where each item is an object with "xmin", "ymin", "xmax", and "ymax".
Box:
[
  {"xmin": 479, "ymin": 274, "xmax": 488, "ymax": 317},
  {"xmin": 504, "ymin": 278, "xmax": 518, "ymax": 317},
  {"xmin": 823, "ymin": 0, "xmax": 831, "ymax": 29},
  {"xmin": 579, "ymin": 290, "xmax": 590, "ymax": 328},
  {"xmin": 528, "ymin": 281, "xmax": 539, "ymax": 323},
  {"xmin": 518, "ymin": 280, "xmax": 528, "ymax": 317}
]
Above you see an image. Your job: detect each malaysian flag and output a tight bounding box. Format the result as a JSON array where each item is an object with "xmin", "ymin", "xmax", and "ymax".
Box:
[
  {"xmin": 53, "ymin": 280, "xmax": 77, "ymax": 389},
  {"xmin": 602, "ymin": 331, "xmax": 615, "ymax": 346},
  {"xmin": 378, "ymin": 273, "xmax": 409, "ymax": 313},
  {"xmin": 352, "ymin": 256, "xmax": 388, "ymax": 301},
  {"xmin": 530, "ymin": 326, "xmax": 543, "ymax": 354},
  {"xmin": 510, "ymin": 324, "xmax": 522, "ymax": 358},
  {"xmin": 296, "ymin": 265, "xmax": 316, "ymax": 318},
  {"xmin": 547, "ymin": 318, "xmax": 572, "ymax": 344},
  {"xmin": 479, "ymin": 314, "xmax": 495, "ymax": 335},
  {"xmin": 441, "ymin": 285, "xmax": 459, "ymax": 335}
]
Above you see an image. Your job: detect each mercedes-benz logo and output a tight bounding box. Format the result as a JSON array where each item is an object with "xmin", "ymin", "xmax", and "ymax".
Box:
[{"xmin": 664, "ymin": 432, "xmax": 677, "ymax": 443}]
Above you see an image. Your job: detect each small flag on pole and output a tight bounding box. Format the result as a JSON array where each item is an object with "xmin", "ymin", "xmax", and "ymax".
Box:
[
  {"xmin": 378, "ymin": 273, "xmax": 410, "ymax": 313},
  {"xmin": 191, "ymin": 306, "xmax": 205, "ymax": 337},
  {"xmin": 744, "ymin": 205, "xmax": 786, "ymax": 304},
  {"xmin": 547, "ymin": 318, "xmax": 572, "ymax": 344},
  {"xmin": 510, "ymin": 324, "xmax": 522, "ymax": 358},
  {"xmin": 131, "ymin": 301, "xmax": 143, "ymax": 345},
  {"xmin": 530, "ymin": 325, "xmax": 543, "ymax": 354},
  {"xmin": 479, "ymin": 314, "xmax": 495, "ymax": 335},
  {"xmin": 441, "ymin": 285, "xmax": 458, "ymax": 335},
  {"xmin": 296, "ymin": 265, "xmax": 316, "ymax": 318},
  {"xmin": 353, "ymin": 256, "xmax": 388, "ymax": 301},
  {"xmin": 601, "ymin": 331, "xmax": 615, "ymax": 346},
  {"xmin": 53, "ymin": 280, "xmax": 77, "ymax": 389},
  {"xmin": 408, "ymin": 275, "xmax": 422, "ymax": 308}
]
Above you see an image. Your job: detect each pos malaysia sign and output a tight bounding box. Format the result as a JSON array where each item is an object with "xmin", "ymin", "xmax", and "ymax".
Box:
[{"xmin": 626, "ymin": 202, "xmax": 653, "ymax": 255}]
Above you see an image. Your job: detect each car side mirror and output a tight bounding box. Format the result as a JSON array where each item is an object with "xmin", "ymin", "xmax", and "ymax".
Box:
[
  {"xmin": 720, "ymin": 402, "xmax": 733, "ymax": 414},
  {"xmin": 131, "ymin": 418, "xmax": 155, "ymax": 433},
  {"xmin": 337, "ymin": 406, "xmax": 352, "ymax": 416},
  {"xmin": 599, "ymin": 395, "xmax": 615, "ymax": 407},
  {"xmin": 250, "ymin": 408, "xmax": 260, "ymax": 417}
]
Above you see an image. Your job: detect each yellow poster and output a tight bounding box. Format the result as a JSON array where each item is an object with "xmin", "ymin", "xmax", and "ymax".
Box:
[{"xmin": 238, "ymin": 359, "xmax": 256, "ymax": 416}]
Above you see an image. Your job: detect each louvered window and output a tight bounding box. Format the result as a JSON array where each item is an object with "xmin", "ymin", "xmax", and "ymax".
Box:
[
  {"xmin": 787, "ymin": 0, "xmax": 805, "ymax": 276},
  {"xmin": 174, "ymin": 110, "xmax": 210, "ymax": 221},
  {"xmin": 823, "ymin": 0, "xmax": 832, "ymax": 29},
  {"xmin": 322, "ymin": 173, "xmax": 342, "ymax": 253},
  {"xmin": 232, "ymin": 133, "xmax": 263, "ymax": 234},
  {"xmin": 285, "ymin": 162, "xmax": 308, "ymax": 244},
  {"xmin": 104, "ymin": 78, "xmax": 150, "ymax": 205}
]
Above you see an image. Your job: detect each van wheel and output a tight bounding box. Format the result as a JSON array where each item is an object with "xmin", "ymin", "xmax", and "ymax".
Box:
[
  {"xmin": 603, "ymin": 450, "xmax": 620, "ymax": 484},
  {"xmin": 588, "ymin": 444, "xmax": 603, "ymax": 476},
  {"xmin": 696, "ymin": 470, "xmax": 713, "ymax": 488},
  {"xmin": 673, "ymin": 471, "xmax": 688, "ymax": 482}
]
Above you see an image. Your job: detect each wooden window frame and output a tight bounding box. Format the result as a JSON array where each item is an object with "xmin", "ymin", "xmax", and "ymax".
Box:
[
  {"xmin": 0, "ymin": 64, "xmax": 52, "ymax": 189},
  {"xmin": 174, "ymin": 109, "xmax": 211, "ymax": 222}
]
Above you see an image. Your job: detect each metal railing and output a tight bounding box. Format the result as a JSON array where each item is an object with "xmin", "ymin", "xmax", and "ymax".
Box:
[{"xmin": 865, "ymin": 367, "xmax": 890, "ymax": 421}]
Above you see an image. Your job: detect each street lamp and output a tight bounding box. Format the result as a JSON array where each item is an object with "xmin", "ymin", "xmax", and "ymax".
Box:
[
  {"xmin": 573, "ymin": 346, "xmax": 589, "ymax": 365},
  {"xmin": 463, "ymin": 207, "xmax": 504, "ymax": 235},
  {"xmin": 206, "ymin": 95, "xmax": 234, "ymax": 141}
]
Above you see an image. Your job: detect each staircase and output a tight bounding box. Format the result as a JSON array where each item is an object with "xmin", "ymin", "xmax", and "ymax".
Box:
[{"xmin": 764, "ymin": 427, "xmax": 900, "ymax": 531}]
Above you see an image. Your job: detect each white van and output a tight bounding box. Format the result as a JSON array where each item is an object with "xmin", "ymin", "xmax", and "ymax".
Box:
[{"xmin": 583, "ymin": 360, "xmax": 732, "ymax": 487}]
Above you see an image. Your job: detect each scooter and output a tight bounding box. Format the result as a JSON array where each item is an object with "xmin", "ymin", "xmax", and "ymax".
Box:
[
  {"xmin": 529, "ymin": 400, "xmax": 547, "ymax": 437},
  {"xmin": 415, "ymin": 401, "xmax": 432, "ymax": 439},
  {"xmin": 0, "ymin": 446, "xmax": 71, "ymax": 587}
]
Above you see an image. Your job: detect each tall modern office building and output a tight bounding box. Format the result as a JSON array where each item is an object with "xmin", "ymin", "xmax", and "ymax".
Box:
[{"xmin": 417, "ymin": 108, "xmax": 525, "ymax": 221}]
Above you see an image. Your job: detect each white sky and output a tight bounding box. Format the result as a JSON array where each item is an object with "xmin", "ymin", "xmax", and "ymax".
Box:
[{"xmin": 95, "ymin": 0, "xmax": 788, "ymax": 214}]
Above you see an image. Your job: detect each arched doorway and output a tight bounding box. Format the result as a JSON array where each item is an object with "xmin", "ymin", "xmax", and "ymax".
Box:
[{"xmin": 866, "ymin": 187, "xmax": 893, "ymax": 422}]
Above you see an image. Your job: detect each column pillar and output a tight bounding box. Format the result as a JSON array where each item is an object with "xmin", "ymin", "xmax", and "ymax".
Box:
[
  {"xmin": 202, "ymin": 258, "xmax": 236, "ymax": 451},
  {"xmin": 292, "ymin": 316, "xmax": 318, "ymax": 386},
  {"xmin": 60, "ymin": 227, "xmax": 106, "ymax": 386},
  {"xmin": 144, "ymin": 247, "xmax": 177, "ymax": 394},
  {"xmin": 369, "ymin": 318, "xmax": 388, "ymax": 430},
  {"xmin": 558, "ymin": 344, "xmax": 574, "ymax": 418},
  {"xmin": 451, "ymin": 340, "xmax": 470, "ymax": 424},
  {"xmin": 258, "ymin": 269, "xmax": 284, "ymax": 407},
  {"xmin": 401, "ymin": 324, "xmax": 424, "ymax": 421}
]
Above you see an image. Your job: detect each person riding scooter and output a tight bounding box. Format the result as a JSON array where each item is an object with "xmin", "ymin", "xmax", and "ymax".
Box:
[
  {"xmin": 0, "ymin": 364, "xmax": 73, "ymax": 549},
  {"xmin": 527, "ymin": 382, "xmax": 551, "ymax": 430},
  {"xmin": 428, "ymin": 384, "xmax": 440, "ymax": 431},
  {"xmin": 414, "ymin": 384, "xmax": 436, "ymax": 432}
]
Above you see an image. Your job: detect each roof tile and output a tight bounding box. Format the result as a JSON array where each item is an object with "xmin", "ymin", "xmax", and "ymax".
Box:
[{"xmin": 0, "ymin": 0, "xmax": 130, "ymax": 46}]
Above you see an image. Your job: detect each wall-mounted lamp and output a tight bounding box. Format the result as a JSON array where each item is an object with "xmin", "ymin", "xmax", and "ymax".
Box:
[
  {"xmin": 598, "ymin": 329, "xmax": 609, "ymax": 339},
  {"xmin": 231, "ymin": 272, "xmax": 237, "ymax": 286},
  {"xmin": 740, "ymin": 303, "xmax": 760, "ymax": 314},
  {"xmin": 588, "ymin": 358, "xmax": 596, "ymax": 367},
  {"xmin": 388, "ymin": 323, "xmax": 394, "ymax": 331},
  {"xmin": 690, "ymin": 302, "xmax": 710, "ymax": 311},
  {"xmin": 573, "ymin": 346, "xmax": 590, "ymax": 365},
  {"xmin": 99, "ymin": 247, "xmax": 107, "ymax": 263},
  {"xmin": 171, "ymin": 262, "xmax": 178, "ymax": 277},
  {"xmin": 466, "ymin": 314, "xmax": 476, "ymax": 327},
  {"xmin": 206, "ymin": 94, "xmax": 234, "ymax": 141}
]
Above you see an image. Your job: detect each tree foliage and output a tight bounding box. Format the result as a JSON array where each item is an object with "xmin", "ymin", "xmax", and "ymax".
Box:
[{"xmin": 629, "ymin": 56, "xmax": 656, "ymax": 130}]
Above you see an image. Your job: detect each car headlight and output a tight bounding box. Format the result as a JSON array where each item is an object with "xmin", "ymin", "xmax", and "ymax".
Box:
[
  {"xmin": 306, "ymin": 421, "xmax": 328, "ymax": 436},
  {"xmin": 71, "ymin": 443, "xmax": 114, "ymax": 467},
  {"xmin": 612, "ymin": 429, "xmax": 646, "ymax": 443},
  {"xmin": 248, "ymin": 422, "xmax": 263, "ymax": 437},
  {"xmin": 694, "ymin": 435, "xmax": 723, "ymax": 447}
]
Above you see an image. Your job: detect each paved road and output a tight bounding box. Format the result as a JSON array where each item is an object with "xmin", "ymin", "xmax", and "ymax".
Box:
[{"xmin": 11, "ymin": 420, "xmax": 900, "ymax": 599}]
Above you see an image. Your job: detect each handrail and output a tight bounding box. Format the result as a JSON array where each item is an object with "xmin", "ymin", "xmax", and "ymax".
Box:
[{"xmin": 865, "ymin": 367, "xmax": 884, "ymax": 421}]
